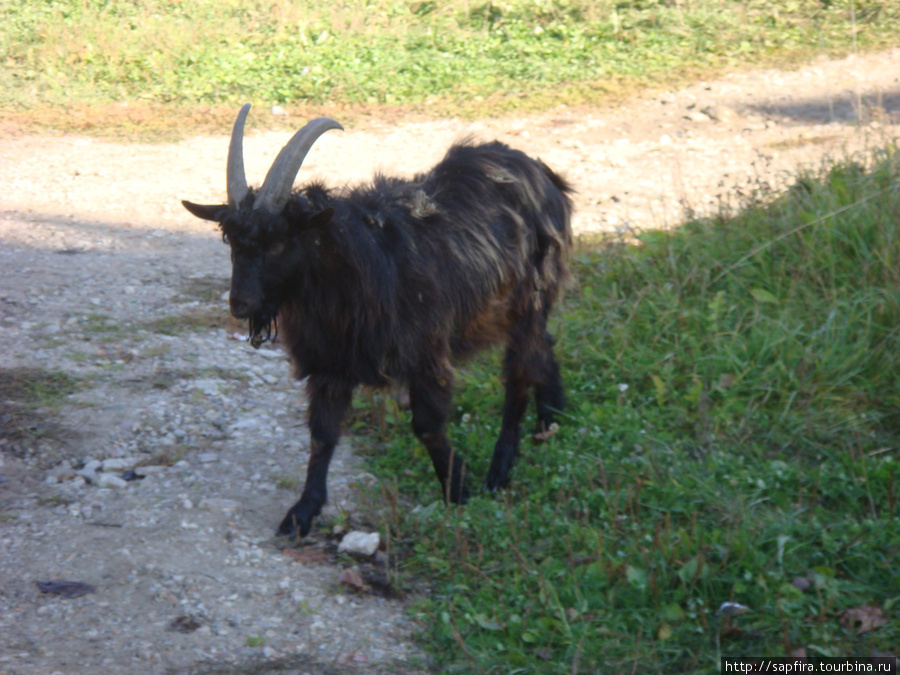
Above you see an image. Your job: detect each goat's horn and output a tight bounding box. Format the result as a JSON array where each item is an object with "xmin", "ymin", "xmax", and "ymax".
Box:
[
  {"xmin": 227, "ymin": 103, "xmax": 252, "ymax": 208},
  {"xmin": 253, "ymin": 117, "xmax": 343, "ymax": 214}
]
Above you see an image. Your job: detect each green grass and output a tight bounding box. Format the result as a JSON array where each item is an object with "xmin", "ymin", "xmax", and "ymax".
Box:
[
  {"xmin": 352, "ymin": 148, "xmax": 900, "ymax": 672},
  {"xmin": 0, "ymin": 368, "xmax": 81, "ymax": 411},
  {"xmin": 245, "ymin": 635, "xmax": 267, "ymax": 648},
  {"xmin": 0, "ymin": 368, "xmax": 83, "ymax": 465},
  {"xmin": 1, "ymin": 0, "xmax": 897, "ymax": 137}
]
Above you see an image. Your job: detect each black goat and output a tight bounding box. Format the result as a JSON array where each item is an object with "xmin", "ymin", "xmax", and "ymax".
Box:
[{"xmin": 183, "ymin": 104, "xmax": 573, "ymax": 538}]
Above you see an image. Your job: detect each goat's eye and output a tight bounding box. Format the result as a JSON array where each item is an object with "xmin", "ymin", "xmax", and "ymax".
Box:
[{"xmin": 268, "ymin": 242, "xmax": 285, "ymax": 256}]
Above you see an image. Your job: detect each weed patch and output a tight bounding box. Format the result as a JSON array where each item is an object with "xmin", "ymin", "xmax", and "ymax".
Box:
[
  {"xmin": 0, "ymin": 368, "xmax": 80, "ymax": 411},
  {"xmin": 356, "ymin": 147, "xmax": 900, "ymax": 671},
  {"xmin": 81, "ymin": 313, "xmax": 125, "ymax": 339},
  {"xmin": 0, "ymin": 368, "xmax": 83, "ymax": 466}
]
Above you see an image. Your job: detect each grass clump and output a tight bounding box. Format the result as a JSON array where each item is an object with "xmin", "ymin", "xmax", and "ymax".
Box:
[
  {"xmin": 0, "ymin": 368, "xmax": 81, "ymax": 412},
  {"xmin": 358, "ymin": 147, "xmax": 900, "ymax": 672},
  {"xmin": 1, "ymin": 0, "xmax": 897, "ymax": 136},
  {"xmin": 245, "ymin": 635, "xmax": 267, "ymax": 648},
  {"xmin": 0, "ymin": 368, "xmax": 83, "ymax": 465}
]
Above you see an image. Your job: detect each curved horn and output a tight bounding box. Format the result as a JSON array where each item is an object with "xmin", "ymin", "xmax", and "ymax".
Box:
[
  {"xmin": 253, "ymin": 117, "xmax": 343, "ymax": 214},
  {"xmin": 227, "ymin": 103, "xmax": 252, "ymax": 208}
]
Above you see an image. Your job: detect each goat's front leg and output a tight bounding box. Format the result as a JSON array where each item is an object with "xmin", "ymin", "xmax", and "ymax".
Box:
[
  {"xmin": 409, "ymin": 368, "xmax": 469, "ymax": 504},
  {"xmin": 278, "ymin": 375, "xmax": 353, "ymax": 538}
]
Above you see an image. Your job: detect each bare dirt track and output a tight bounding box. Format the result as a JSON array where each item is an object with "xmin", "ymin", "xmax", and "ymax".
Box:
[{"xmin": 1, "ymin": 49, "xmax": 898, "ymax": 675}]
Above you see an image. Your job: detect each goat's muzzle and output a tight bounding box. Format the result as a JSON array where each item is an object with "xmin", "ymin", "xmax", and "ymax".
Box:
[
  {"xmin": 229, "ymin": 296, "xmax": 253, "ymax": 319},
  {"xmin": 228, "ymin": 295, "xmax": 277, "ymax": 348}
]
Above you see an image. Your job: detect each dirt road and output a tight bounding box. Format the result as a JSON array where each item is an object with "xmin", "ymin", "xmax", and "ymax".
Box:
[{"xmin": 1, "ymin": 49, "xmax": 898, "ymax": 675}]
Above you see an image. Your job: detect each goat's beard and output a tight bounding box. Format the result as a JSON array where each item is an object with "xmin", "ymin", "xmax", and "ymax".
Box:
[{"xmin": 247, "ymin": 313, "xmax": 278, "ymax": 349}]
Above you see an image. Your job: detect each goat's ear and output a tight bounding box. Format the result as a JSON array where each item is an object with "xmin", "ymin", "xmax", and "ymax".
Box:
[
  {"xmin": 182, "ymin": 200, "xmax": 228, "ymax": 222},
  {"xmin": 306, "ymin": 207, "xmax": 334, "ymax": 230}
]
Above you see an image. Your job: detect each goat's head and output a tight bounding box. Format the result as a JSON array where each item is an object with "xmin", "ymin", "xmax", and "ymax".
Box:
[{"xmin": 182, "ymin": 104, "xmax": 341, "ymax": 347}]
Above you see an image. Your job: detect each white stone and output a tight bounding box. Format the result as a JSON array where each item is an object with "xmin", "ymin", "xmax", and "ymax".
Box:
[
  {"xmin": 702, "ymin": 104, "xmax": 735, "ymax": 122},
  {"xmin": 338, "ymin": 531, "xmax": 380, "ymax": 556},
  {"xmin": 77, "ymin": 466, "xmax": 99, "ymax": 483},
  {"xmin": 133, "ymin": 464, "xmax": 167, "ymax": 476},
  {"xmin": 96, "ymin": 473, "xmax": 129, "ymax": 489},
  {"xmin": 101, "ymin": 457, "xmax": 139, "ymax": 472},
  {"xmin": 229, "ymin": 417, "xmax": 262, "ymax": 431},
  {"xmin": 192, "ymin": 379, "xmax": 224, "ymax": 396},
  {"xmin": 44, "ymin": 460, "xmax": 73, "ymax": 484},
  {"xmin": 82, "ymin": 459, "xmax": 102, "ymax": 472},
  {"xmin": 199, "ymin": 498, "xmax": 240, "ymax": 514}
]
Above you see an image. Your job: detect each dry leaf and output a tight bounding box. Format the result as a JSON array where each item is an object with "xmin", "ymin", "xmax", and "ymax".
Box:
[
  {"xmin": 533, "ymin": 422, "xmax": 559, "ymax": 442},
  {"xmin": 338, "ymin": 566, "xmax": 368, "ymax": 592},
  {"xmin": 840, "ymin": 605, "xmax": 888, "ymax": 634}
]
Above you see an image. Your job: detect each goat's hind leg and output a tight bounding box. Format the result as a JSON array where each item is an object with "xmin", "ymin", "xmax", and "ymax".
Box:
[
  {"xmin": 485, "ymin": 324, "xmax": 564, "ymax": 492},
  {"xmin": 533, "ymin": 330, "xmax": 565, "ymax": 435},
  {"xmin": 484, "ymin": 366, "xmax": 530, "ymax": 492},
  {"xmin": 278, "ymin": 375, "xmax": 353, "ymax": 538},
  {"xmin": 409, "ymin": 368, "xmax": 469, "ymax": 504}
]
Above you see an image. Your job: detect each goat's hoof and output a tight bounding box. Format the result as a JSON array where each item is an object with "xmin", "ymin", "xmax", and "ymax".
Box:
[
  {"xmin": 277, "ymin": 511, "xmax": 313, "ymax": 539},
  {"xmin": 482, "ymin": 474, "xmax": 510, "ymax": 494},
  {"xmin": 481, "ymin": 481, "xmax": 498, "ymax": 494}
]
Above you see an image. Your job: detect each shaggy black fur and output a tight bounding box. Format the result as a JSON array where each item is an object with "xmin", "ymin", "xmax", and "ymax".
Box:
[{"xmin": 184, "ymin": 135, "xmax": 573, "ymax": 538}]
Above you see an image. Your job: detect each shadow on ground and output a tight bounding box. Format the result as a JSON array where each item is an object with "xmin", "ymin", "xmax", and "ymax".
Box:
[{"xmin": 746, "ymin": 88, "xmax": 900, "ymax": 125}]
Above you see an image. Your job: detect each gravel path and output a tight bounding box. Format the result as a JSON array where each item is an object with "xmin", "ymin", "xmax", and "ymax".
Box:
[{"xmin": 0, "ymin": 48, "xmax": 898, "ymax": 674}]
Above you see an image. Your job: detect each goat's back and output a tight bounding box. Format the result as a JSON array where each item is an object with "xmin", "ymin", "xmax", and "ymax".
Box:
[
  {"xmin": 283, "ymin": 140, "xmax": 573, "ymax": 383},
  {"xmin": 412, "ymin": 140, "xmax": 574, "ymax": 356}
]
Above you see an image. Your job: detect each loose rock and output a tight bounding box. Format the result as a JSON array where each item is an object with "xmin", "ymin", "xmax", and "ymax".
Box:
[
  {"xmin": 702, "ymin": 104, "xmax": 736, "ymax": 122},
  {"xmin": 101, "ymin": 457, "xmax": 140, "ymax": 472},
  {"xmin": 96, "ymin": 473, "xmax": 129, "ymax": 489},
  {"xmin": 199, "ymin": 497, "xmax": 240, "ymax": 514},
  {"xmin": 338, "ymin": 531, "xmax": 381, "ymax": 556}
]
